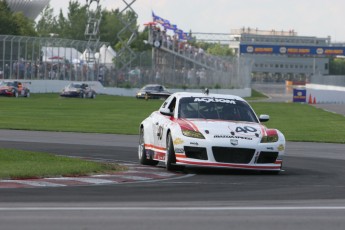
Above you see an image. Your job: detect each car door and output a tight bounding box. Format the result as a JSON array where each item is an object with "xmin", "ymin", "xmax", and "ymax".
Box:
[{"xmin": 155, "ymin": 97, "xmax": 176, "ymax": 150}]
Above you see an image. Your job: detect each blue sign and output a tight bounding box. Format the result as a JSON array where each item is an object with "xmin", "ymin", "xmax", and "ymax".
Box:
[
  {"xmin": 240, "ymin": 44, "xmax": 345, "ymax": 56},
  {"xmin": 293, "ymin": 88, "xmax": 307, "ymax": 103}
]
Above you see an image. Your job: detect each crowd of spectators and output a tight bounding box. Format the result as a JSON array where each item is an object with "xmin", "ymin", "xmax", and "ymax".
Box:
[
  {"xmin": 149, "ymin": 25, "xmax": 234, "ymax": 73},
  {"xmin": 1, "ymin": 59, "xmax": 112, "ymax": 83}
]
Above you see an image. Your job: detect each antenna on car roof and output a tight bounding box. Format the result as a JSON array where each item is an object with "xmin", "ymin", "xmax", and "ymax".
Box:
[{"xmin": 204, "ymin": 88, "xmax": 209, "ymax": 95}]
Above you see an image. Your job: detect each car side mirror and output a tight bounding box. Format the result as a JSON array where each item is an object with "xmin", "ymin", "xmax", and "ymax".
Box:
[
  {"xmin": 259, "ymin": 114, "xmax": 270, "ymax": 122},
  {"xmin": 160, "ymin": 107, "xmax": 173, "ymax": 116}
]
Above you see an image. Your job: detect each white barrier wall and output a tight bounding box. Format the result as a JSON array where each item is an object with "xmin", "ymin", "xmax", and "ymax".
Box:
[
  {"xmin": 306, "ymin": 83, "xmax": 345, "ymax": 104},
  {"xmin": 21, "ymin": 80, "xmax": 252, "ymax": 97}
]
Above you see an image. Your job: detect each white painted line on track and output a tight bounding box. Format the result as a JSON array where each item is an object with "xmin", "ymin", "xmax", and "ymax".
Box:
[
  {"xmin": 0, "ymin": 180, "xmax": 66, "ymax": 187},
  {"xmin": 116, "ymin": 175, "xmax": 153, "ymax": 181},
  {"xmin": 49, "ymin": 177, "xmax": 116, "ymax": 184},
  {"xmin": 1, "ymin": 206, "xmax": 345, "ymax": 211}
]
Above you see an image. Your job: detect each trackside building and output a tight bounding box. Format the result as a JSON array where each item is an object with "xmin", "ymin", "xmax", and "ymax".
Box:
[{"xmin": 229, "ymin": 28, "xmax": 334, "ymax": 82}]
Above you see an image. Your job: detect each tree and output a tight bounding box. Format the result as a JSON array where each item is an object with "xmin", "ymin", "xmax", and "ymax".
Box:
[
  {"xmin": 329, "ymin": 58, "xmax": 345, "ymax": 75},
  {"xmin": 52, "ymin": 0, "xmax": 87, "ymax": 40},
  {"xmin": 65, "ymin": 1, "xmax": 88, "ymax": 40},
  {"xmin": 206, "ymin": 43, "xmax": 234, "ymax": 57},
  {"xmin": 12, "ymin": 12, "xmax": 37, "ymax": 36},
  {"xmin": 36, "ymin": 4, "xmax": 57, "ymax": 37},
  {"xmin": 0, "ymin": 1, "xmax": 19, "ymax": 35}
]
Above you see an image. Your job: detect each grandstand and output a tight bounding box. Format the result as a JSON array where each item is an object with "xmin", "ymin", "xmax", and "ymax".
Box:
[
  {"xmin": 6, "ymin": 0, "xmax": 50, "ymax": 19},
  {"xmin": 229, "ymin": 27, "xmax": 331, "ymax": 82}
]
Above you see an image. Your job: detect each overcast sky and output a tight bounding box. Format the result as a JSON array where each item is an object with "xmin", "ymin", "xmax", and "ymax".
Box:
[{"xmin": 50, "ymin": 0, "xmax": 345, "ymax": 42}]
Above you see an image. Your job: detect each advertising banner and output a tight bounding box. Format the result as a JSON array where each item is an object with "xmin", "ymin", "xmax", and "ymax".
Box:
[
  {"xmin": 240, "ymin": 44, "xmax": 345, "ymax": 56},
  {"xmin": 293, "ymin": 88, "xmax": 307, "ymax": 103}
]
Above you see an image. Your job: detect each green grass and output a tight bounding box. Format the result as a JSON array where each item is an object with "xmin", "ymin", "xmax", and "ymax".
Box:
[
  {"xmin": 245, "ymin": 89, "xmax": 269, "ymax": 100},
  {"xmin": 0, "ymin": 94, "xmax": 162, "ymax": 134},
  {"xmin": 1, "ymin": 93, "xmax": 344, "ymax": 179},
  {"xmin": 0, "ymin": 93, "xmax": 344, "ymax": 143},
  {"xmin": 0, "ymin": 149, "xmax": 124, "ymax": 179},
  {"xmin": 252, "ymin": 102, "xmax": 345, "ymax": 143}
]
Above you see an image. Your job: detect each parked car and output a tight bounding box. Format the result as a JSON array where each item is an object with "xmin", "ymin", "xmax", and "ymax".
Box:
[
  {"xmin": 138, "ymin": 91, "xmax": 285, "ymax": 174},
  {"xmin": 136, "ymin": 84, "xmax": 171, "ymax": 99},
  {"xmin": 60, "ymin": 82, "xmax": 96, "ymax": 98},
  {"xmin": 0, "ymin": 81, "xmax": 30, "ymax": 97}
]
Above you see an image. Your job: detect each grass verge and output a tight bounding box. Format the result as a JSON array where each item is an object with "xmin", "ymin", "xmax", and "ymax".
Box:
[
  {"xmin": 0, "ymin": 93, "xmax": 344, "ymax": 179},
  {"xmin": 0, "ymin": 93, "xmax": 344, "ymax": 143},
  {"xmin": 0, "ymin": 149, "xmax": 125, "ymax": 179}
]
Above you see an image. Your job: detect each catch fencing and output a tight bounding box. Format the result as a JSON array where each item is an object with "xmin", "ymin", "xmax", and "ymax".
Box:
[
  {"xmin": 0, "ymin": 35, "xmax": 113, "ymax": 84},
  {"xmin": 0, "ymin": 34, "xmax": 252, "ymax": 89}
]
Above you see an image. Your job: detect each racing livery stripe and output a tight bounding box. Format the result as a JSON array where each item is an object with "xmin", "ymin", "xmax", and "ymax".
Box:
[
  {"xmin": 259, "ymin": 124, "xmax": 266, "ymax": 136},
  {"xmin": 183, "ymin": 119, "xmax": 199, "ymax": 132},
  {"xmin": 176, "ymin": 159, "xmax": 281, "ymax": 170},
  {"xmin": 145, "ymin": 144, "xmax": 166, "ymax": 151},
  {"xmin": 174, "ymin": 119, "xmax": 199, "ymax": 132}
]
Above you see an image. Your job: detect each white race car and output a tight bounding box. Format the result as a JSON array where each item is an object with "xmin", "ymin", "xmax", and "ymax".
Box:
[{"xmin": 138, "ymin": 91, "xmax": 285, "ymax": 174}]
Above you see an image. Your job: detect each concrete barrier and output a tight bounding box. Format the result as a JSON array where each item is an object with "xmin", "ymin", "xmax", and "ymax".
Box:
[
  {"xmin": 306, "ymin": 83, "xmax": 345, "ymax": 104},
  {"xmin": 15, "ymin": 80, "xmax": 252, "ymax": 98}
]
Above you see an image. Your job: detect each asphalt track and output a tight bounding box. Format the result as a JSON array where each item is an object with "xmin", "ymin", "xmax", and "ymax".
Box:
[{"xmin": 1, "ymin": 84, "xmax": 345, "ymax": 230}]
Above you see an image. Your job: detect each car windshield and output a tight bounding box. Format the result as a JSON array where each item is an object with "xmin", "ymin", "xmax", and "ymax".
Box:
[
  {"xmin": 70, "ymin": 83, "xmax": 82, "ymax": 88},
  {"xmin": 178, "ymin": 97, "xmax": 258, "ymax": 123},
  {"xmin": 0, "ymin": 81, "xmax": 14, "ymax": 87},
  {"xmin": 144, "ymin": 85, "xmax": 163, "ymax": 91}
]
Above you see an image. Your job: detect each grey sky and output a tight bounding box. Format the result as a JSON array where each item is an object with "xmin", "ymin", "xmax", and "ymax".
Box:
[{"xmin": 50, "ymin": 0, "xmax": 345, "ymax": 42}]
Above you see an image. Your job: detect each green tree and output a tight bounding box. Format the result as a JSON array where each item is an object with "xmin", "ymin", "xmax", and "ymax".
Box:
[
  {"xmin": 13, "ymin": 12, "xmax": 37, "ymax": 36},
  {"xmin": 206, "ymin": 43, "xmax": 234, "ymax": 56},
  {"xmin": 329, "ymin": 58, "xmax": 345, "ymax": 75},
  {"xmin": 100, "ymin": 9, "xmax": 122, "ymax": 47},
  {"xmin": 0, "ymin": 1, "xmax": 37, "ymax": 36},
  {"xmin": 56, "ymin": 0, "xmax": 87, "ymax": 40},
  {"xmin": 36, "ymin": 4, "xmax": 57, "ymax": 37},
  {"xmin": 0, "ymin": 1, "xmax": 20, "ymax": 35}
]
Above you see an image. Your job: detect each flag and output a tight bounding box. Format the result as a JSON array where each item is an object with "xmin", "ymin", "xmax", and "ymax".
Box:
[
  {"xmin": 152, "ymin": 11, "xmax": 170, "ymax": 25},
  {"xmin": 162, "ymin": 23, "xmax": 177, "ymax": 31}
]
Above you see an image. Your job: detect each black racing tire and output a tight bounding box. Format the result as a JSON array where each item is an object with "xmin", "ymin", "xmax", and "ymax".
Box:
[
  {"xmin": 166, "ymin": 132, "xmax": 178, "ymax": 171},
  {"xmin": 260, "ymin": 170, "xmax": 281, "ymax": 175},
  {"xmin": 138, "ymin": 127, "xmax": 159, "ymax": 166}
]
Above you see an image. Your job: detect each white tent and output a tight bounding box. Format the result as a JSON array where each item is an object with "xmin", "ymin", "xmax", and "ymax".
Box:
[
  {"xmin": 98, "ymin": 45, "xmax": 117, "ymax": 64},
  {"xmin": 41, "ymin": 47, "xmax": 82, "ymax": 63}
]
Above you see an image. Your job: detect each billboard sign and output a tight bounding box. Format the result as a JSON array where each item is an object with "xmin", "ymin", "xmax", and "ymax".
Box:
[{"xmin": 240, "ymin": 44, "xmax": 345, "ymax": 56}]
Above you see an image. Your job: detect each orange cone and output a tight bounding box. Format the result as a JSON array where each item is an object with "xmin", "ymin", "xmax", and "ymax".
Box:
[
  {"xmin": 308, "ymin": 94, "xmax": 312, "ymax": 104},
  {"xmin": 313, "ymin": 97, "xmax": 316, "ymax": 104}
]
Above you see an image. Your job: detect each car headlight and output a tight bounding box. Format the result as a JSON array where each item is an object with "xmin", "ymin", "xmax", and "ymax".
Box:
[
  {"xmin": 261, "ymin": 129, "xmax": 279, "ymax": 143},
  {"xmin": 182, "ymin": 129, "xmax": 205, "ymax": 139}
]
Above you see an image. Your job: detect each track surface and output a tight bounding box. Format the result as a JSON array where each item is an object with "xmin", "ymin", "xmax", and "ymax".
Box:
[
  {"xmin": 1, "ymin": 83, "xmax": 345, "ymax": 230},
  {"xmin": 0, "ymin": 130, "xmax": 345, "ymax": 230}
]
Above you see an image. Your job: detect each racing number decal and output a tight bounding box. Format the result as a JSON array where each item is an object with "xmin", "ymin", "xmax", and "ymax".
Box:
[
  {"xmin": 157, "ymin": 125, "xmax": 164, "ymax": 140},
  {"xmin": 235, "ymin": 126, "xmax": 257, "ymax": 133}
]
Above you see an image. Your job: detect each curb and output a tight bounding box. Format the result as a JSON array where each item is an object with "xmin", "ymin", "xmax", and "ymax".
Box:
[{"xmin": 0, "ymin": 163, "xmax": 182, "ymax": 189}]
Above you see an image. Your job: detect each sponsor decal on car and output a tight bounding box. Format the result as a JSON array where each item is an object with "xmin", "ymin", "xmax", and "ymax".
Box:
[
  {"xmin": 194, "ymin": 97, "xmax": 236, "ymax": 104},
  {"xmin": 278, "ymin": 144, "xmax": 285, "ymax": 151},
  {"xmin": 174, "ymin": 148, "xmax": 185, "ymax": 153},
  {"xmin": 214, "ymin": 135, "xmax": 253, "ymax": 140},
  {"xmin": 173, "ymin": 138, "xmax": 184, "ymax": 145},
  {"xmin": 230, "ymin": 139, "xmax": 238, "ymax": 146}
]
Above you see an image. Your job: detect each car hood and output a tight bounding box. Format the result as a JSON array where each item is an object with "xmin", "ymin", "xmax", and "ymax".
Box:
[
  {"xmin": 176, "ymin": 119, "xmax": 265, "ymax": 140},
  {"xmin": 64, "ymin": 87, "xmax": 79, "ymax": 91},
  {"xmin": 0, "ymin": 86, "xmax": 11, "ymax": 90}
]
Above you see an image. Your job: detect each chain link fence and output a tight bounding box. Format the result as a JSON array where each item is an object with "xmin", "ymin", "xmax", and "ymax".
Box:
[
  {"xmin": 0, "ymin": 34, "xmax": 252, "ymax": 89},
  {"xmin": 0, "ymin": 35, "xmax": 114, "ymax": 84}
]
